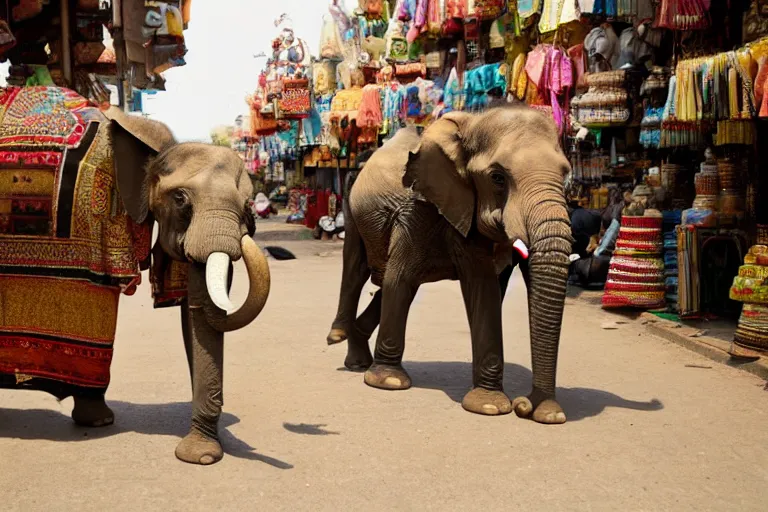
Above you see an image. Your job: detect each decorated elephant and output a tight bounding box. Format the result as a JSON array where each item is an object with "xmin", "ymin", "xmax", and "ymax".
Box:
[
  {"xmin": 326, "ymin": 104, "xmax": 573, "ymax": 424},
  {"xmin": 0, "ymin": 86, "xmax": 270, "ymax": 464}
]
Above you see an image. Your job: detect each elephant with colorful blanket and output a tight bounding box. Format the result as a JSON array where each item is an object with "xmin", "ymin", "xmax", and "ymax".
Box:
[{"xmin": 0, "ymin": 86, "xmax": 270, "ymax": 465}]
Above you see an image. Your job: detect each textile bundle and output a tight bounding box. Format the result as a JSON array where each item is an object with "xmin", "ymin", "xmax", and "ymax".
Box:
[
  {"xmin": 677, "ymin": 225, "xmax": 701, "ymax": 318},
  {"xmin": 663, "ymin": 210, "xmax": 682, "ymax": 311},
  {"xmin": 602, "ymin": 216, "xmax": 666, "ymax": 309}
]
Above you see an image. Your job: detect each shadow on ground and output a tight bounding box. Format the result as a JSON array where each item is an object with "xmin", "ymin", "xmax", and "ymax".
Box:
[
  {"xmin": 283, "ymin": 422, "xmax": 340, "ymax": 436},
  {"xmin": 0, "ymin": 400, "xmax": 293, "ymax": 469},
  {"xmin": 403, "ymin": 361, "xmax": 663, "ymax": 422}
]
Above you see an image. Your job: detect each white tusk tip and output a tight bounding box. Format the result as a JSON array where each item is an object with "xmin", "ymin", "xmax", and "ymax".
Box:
[
  {"xmin": 205, "ymin": 252, "xmax": 234, "ymax": 312},
  {"xmin": 513, "ymin": 239, "xmax": 529, "ymax": 259}
]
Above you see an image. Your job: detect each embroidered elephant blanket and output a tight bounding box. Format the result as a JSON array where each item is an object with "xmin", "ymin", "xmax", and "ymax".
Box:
[{"xmin": 0, "ymin": 86, "xmax": 151, "ymax": 398}]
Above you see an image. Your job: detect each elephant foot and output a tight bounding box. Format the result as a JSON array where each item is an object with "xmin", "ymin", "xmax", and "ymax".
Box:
[
  {"xmin": 461, "ymin": 388, "xmax": 512, "ymax": 416},
  {"xmin": 327, "ymin": 327, "xmax": 347, "ymax": 346},
  {"xmin": 344, "ymin": 341, "xmax": 373, "ymax": 372},
  {"xmin": 175, "ymin": 430, "xmax": 223, "ymax": 465},
  {"xmin": 364, "ymin": 363, "xmax": 411, "ymax": 390},
  {"xmin": 512, "ymin": 390, "xmax": 566, "ymax": 424},
  {"xmin": 72, "ymin": 396, "xmax": 114, "ymax": 427}
]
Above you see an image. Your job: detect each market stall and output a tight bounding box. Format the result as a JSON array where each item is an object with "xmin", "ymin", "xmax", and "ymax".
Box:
[
  {"xmin": 240, "ymin": 0, "xmax": 768, "ymax": 356},
  {"xmin": 0, "ymin": 1, "xmax": 191, "ymax": 109}
]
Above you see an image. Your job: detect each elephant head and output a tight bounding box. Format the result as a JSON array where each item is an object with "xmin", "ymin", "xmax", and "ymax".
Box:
[
  {"xmin": 105, "ymin": 107, "xmax": 270, "ymax": 332},
  {"xmin": 403, "ymin": 105, "xmax": 572, "ymax": 413}
]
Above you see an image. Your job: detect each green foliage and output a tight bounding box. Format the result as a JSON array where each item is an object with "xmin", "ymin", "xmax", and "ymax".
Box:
[{"xmin": 210, "ymin": 125, "xmax": 234, "ymax": 147}]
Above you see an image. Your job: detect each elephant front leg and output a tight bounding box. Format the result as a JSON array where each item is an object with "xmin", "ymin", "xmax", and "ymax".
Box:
[
  {"xmin": 459, "ymin": 258, "xmax": 511, "ymax": 416},
  {"xmin": 364, "ymin": 275, "xmax": 417, "ymax": 391},
  {"xmin": 175, "ymin": 268, "xmax": 225, "ymax": 465}
]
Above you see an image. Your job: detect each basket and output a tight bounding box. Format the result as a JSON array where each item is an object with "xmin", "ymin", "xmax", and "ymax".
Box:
[
  {"xmin": 694, "ymin": 171, "xmax": 719, "ymax": 196},
  {"xmin": 757, "ymin": 225, "xmax": 768, "ymax": 245}
]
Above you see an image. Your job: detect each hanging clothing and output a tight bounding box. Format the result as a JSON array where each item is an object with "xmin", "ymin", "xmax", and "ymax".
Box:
[{"xmin": 539, "ymin": 0, "xmax": 581, "ymax": 34}]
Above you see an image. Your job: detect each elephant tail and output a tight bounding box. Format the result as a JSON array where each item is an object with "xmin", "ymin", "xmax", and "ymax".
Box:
[{"xmin": 264, "ymin": 246, "xmax": 296, "ymax": 260}]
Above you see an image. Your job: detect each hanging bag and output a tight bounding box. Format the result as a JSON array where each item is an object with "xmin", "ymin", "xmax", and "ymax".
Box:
[
  {"xmin": 568, "ymin": 43, "xmax": 587, "ymax": 91},
  {"xmin": 469, "ymin": 0, "xmax": 507, "ymax": 20},
  {"xmin": 320, "ymin": 15, "xmax": 342, "ymax": 59},
  {"xmin": 279, "ymin": 79, "xmax": 311, "ymax": 118}
]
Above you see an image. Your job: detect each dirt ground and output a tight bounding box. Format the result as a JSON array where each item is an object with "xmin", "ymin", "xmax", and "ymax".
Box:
[{"xmin": 1, "ymin": 231, "xmax": 767, "ymax": 511}]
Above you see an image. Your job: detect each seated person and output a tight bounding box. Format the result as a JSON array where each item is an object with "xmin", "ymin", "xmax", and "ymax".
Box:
[
  {"xmin": 569, "ymin": 199, "xmax": 602, "ymax": 258},
  {"xmin": 570, "ymin": 188, "xmax": 628, "ymax": 287}
]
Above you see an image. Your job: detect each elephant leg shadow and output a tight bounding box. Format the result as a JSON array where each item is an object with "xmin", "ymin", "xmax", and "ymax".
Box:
[
  {"xmin": 403, "ymin": 361, "xmax": 663, "ymax": 421},
  {"xmin": 0, "ymin": 400, "xmax": 293, "ymax": 469}
]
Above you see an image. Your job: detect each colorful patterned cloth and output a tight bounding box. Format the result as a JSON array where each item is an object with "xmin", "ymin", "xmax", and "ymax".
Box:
[
  {"xmin": 602, "ymin": 215, "xmax": 666, "ymax": 309},
  {"xmin": 0, "ymin": 87, "xmax": 160, "ymax": 398}
]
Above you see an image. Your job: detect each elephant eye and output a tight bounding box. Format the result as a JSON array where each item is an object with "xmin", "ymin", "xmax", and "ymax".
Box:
[
  {"xmin": 171, "ymin": 189, "xmax": 188, "ymax": 208},
  {"xmin": 490, "ymin": 171, "xmax": 506, "ymax": 188}
]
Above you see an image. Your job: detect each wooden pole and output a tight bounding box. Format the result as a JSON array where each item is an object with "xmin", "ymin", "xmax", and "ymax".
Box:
[
  {"xmin": 111, "ymin": 0, "xmax": 128, "ymax": 110},
  {"xmin": 112, "ymin": 0, "xmax": 122, "ymax": 27},
  {"xmin": 60, "ymin": 0, "xmax": 72, "ymax": 86}
]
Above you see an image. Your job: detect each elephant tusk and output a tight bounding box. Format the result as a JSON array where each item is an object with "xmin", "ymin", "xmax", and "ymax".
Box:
[
  {"xmin": 513, "ymin": 239, "xmax": 529, "ymax": 260},
  {"xmin": 205, "ymin": 252, "xmax": 234, "ymax": 311}
]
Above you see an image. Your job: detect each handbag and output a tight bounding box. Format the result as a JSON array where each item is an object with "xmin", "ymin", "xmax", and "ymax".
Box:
[
  {"xmin": 279, "ymin": 79, "xmax": 311, "ymax": 118},
  {"xmin": 359, "ymin": 0, "xmax": 383, "ymax": 16},
  {"xmin": 313, "ymin": 62, "xmax": 333, "ymax": 96},
  {"xmin": 74, "ymin": 41, "xmax": 106, "ymax": 65},
  {"xmin": 446, "ymin": 0, "xmax": 468, "ymax": 18},
  {"xmin": 388, "ymin": 36, "xmax": 409, "ymax": 61},
  {"xmin": 469, "ymin": 0, "xmax": 506, "ymax": 20},
  {"xmin": 12, "ymin": 0, "xmax": 43, "ymax": 22},
  {"xmin": 320, "ymin": 16, "xmax": 342, "ymax": 59},
  {"xmin": 568, "ymin": 44, "xmax": 588, "ymax": 91}
]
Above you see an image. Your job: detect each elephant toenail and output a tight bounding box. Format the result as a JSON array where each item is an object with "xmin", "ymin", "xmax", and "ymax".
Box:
[
  {"xmin": 384, "ymin": 377, "xmax": 401, "ymax": 387},
  {"xmin": 200, "ymin": 455, "xmax": 215, "ymax": 465},
  {"xmin": 482, "ymin": 404, "xmax": 499, "ymax": 414}
]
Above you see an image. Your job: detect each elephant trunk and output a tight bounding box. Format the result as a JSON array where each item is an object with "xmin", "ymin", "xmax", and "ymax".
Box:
[
  {"xmin": 523, "ymin": 192, "xmax": 572, "ymax": 398},
  {"xmin": 202, "ymin": 236, "xmax": 271, "ymax": 333}
]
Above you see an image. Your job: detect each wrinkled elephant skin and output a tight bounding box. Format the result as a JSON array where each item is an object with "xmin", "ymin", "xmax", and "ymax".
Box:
[{"xmin": 328, "ymin": 105, "xmax": 573, "ymax": 423}]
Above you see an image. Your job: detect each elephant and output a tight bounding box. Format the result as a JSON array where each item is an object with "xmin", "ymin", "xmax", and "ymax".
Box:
[
  {"xmin": 0, "ymin": 86, "xmax": 270, "ymax": 464},
  {"xmin": 326, "ymin": 104, "xmax": 573, "ymax": 424}
]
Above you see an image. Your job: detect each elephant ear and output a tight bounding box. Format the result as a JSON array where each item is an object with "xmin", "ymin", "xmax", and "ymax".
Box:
[
  {"xmin": 103, "ymin": 106, "xmax": 176, "ymax": 223},
  {"xmin": 403, "ymin": 111, "xmax": 475, "ymax": 237}
]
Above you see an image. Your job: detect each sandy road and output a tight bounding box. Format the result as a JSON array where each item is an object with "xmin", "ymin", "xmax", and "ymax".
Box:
[{"xmin": 1, "ymin": 236, "xmax": 767, "ymax": 511}]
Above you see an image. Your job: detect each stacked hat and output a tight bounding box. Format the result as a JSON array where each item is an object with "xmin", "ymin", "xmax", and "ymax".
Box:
[
  {"xmin": 729, "ymin": 241, "xmax": 768, "ymax": 357},
  {"xmin": 602, "ymin": 215, "xmax": 666, "ymax": 309},
  {"xmin": 682, "ymin": 148, "xmax": 719, "ymax": 227}
]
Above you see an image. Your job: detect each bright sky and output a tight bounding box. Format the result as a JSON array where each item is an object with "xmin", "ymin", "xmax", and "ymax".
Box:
[{"xmin": 144, "ymin": 0, "xmax": 328, "ymax": 142}]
